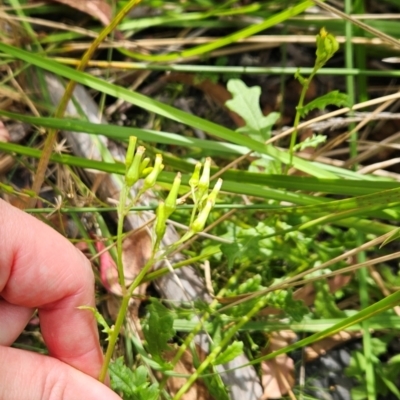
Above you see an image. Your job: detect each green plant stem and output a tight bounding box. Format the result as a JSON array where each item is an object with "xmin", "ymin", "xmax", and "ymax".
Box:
[
  {"xmin": 344, "ymin": 0, "xmax": 374, "ymax": 397},
  {"xmin": 158, "ymin": 309, "xmax": 212, "ymax": 391},
  {"xmin": 173, "ymin": 293, "xmax": 269, "ymax": 400},
  {"xmin": 98, "ymin": 179, "xmax": 134, "ymax": 381},
  {"xmin": 160, "ymin": 264, "xmax": 248, "ymax": 393},
  {"xmin": 99, "ymin": 251, "xmax": 157, "ymax": 382},
  {"xmin": 99, "ymin": 293, "xmax": 131, "ymax": 382},
  {"xmin": 160, "ymin": 266, "xmax": 247, "ymax": 388},
  {"xmin": 116, "ymin": 185, "xmax": 130, "ymax": 291},
  {"xmin": 143, "ymin": 250, "xmax": 220, "ymax": 283},
  {"xmin": 44, "ymin": 59, "xmax": 400, "ymax": 77},
  {"xmin": 288, "ymin": 73, "xmax": 314, "ymax": 167}
]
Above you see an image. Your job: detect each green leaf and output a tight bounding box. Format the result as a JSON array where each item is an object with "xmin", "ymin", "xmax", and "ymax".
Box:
[
  {"xmin": 109, "ymin": 358, "xmax": 137, "ymax": 397},
  {"xmin": 0, "ymin": 109, "xmax": 246, "ymax": 156},
  {"xmin": 293, "ymin": 134, "xmax": 327, "ymax": 152},
  {"xmin": 314, "ymin": 279, "xmax": 345, "ymax": 319},
  {"xmin": 226, "ymin": 79, "xmax": 280, "ymax": 140},
  {"xmin": 380, "ymin": 374, "xmax": 400, "ymax": 399},
  {"xmin": 220, "ymin": 242, "xmax": 241, "ymax": 270},
  {"xmin": 109, "ymin": 359, "xmax": 159, "ymax": 400},
  {"xmin": 0, "ymin": 41, "xmax": 338, "ymax": 177},
  {"xmin": 214, "ymin": 341, "xmax": 244, "ymax": 365},
  {"xmin": 226, "ymin": 275, "xmax": 265, "ymax": 317},
  {"xmin": 380, "ymin": 228, "xmax": 400, "ymax": 248},
  {"xmin": 142, "ymin": 298, "xmax": 175, "ymax": 363},
  {"xmin": 201, "ymin": 366, "xmax": 231, "ymax": 400},
  {"xmin": 269, "ymin": 290, "xmax": 309, "ymax": 322},
  {"xmin": 298, "ymin": 91, "xmax": 350, "ymax": 118}
]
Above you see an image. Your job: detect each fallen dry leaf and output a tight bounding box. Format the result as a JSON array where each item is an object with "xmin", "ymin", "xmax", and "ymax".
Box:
[
  {"xmin": 304, "ymin": 330, "xmax": 361, "ymax": 362},
  {"xmin": 95, "ymin": 239, "xmax": 120, "ymax": 294},
  {"xmin": 122, "ymin": 227, "xmax": 152, "ymax": 284},
  {"xmin": 293, "ymin": 274, "xmax": 353, "ymax": 307},
  {"xmin": 96, "ymin": 227, "xmax": 152, "ymax": 296},
  {"xmin": 261, "ymin": 331, "xmax": 296, "ymax": 400},
  {"xmin": 43, "ymin": 0, "xmax": 114, "ymax": 27},
  {"xmin": 95, "ymin": 227, "xmax": 153, "ymax": 339},
  {"xmin": 0, "ymin": 121, "xmax": 10, "ymax": 142}
]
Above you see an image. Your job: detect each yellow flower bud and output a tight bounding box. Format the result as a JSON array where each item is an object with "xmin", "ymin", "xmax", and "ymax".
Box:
[{"xmin": 315, "ymin": 27, "xmax": 339, "ymax": 69}]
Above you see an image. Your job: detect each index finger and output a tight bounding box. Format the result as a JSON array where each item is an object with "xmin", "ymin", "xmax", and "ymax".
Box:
[{"xmin": 0, "ymin": 199, "xmax": 104, "ymax": 379}]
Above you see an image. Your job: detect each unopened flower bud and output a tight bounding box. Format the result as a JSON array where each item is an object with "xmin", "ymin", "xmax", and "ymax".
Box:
[
  {"xmin": 207, "ymin": 178, "xmax": 223, "ymax": 206},
  {"xmin": 197, "ymin": 157, "xmax": 211, "ymax": 205},
  {"xmin": 154, "ymin": 201, "xmax": 167, "ymax": 251},
  {"xmin": 139, "ymin": 157, "xmax": 151, "ymax": 176},
  {"xmin": 165, "ymin": 172, "xmax": 181, "ymax": 218},
  {"xmin": 143, "ymin": 154, "xmax": 164, "ymax": 191},
  {"xmin": 191, "ymin": 200, "xmax": 212, "ymax": 233},
  {"xmin": 189, "ymin": 162, "xmax": 202, "ymax": 190},
  {"xmin": 125, "ymin": 136, "xmax": 137, "ymax": 168},
  {"xmin": 315, "ymin": 28, "xmax": 339, "ymax": 69},
  {"xmin": 126, "ymin": 146, "xmax": 145, "ymax": 187}
]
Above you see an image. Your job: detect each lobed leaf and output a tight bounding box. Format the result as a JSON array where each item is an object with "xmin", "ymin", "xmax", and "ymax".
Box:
[
  {"xmin": 298, "ymin": 91, "xmax": 350, "ymax": 118},
  {"xmin": 214, "ymin": 341, "xmax": 244, "ymax": 365},
  {"xmin": 226, "ymin": 79, "xmax": 279, "ymax": 140},
  {"xmin": 142, "ymin": 299, "xmax": 175, "ymax": 363}
]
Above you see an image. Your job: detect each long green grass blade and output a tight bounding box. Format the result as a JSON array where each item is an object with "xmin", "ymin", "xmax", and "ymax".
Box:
[{"xmin": 0, "ymin": 41, "xmax": 335, "ymax": 178}]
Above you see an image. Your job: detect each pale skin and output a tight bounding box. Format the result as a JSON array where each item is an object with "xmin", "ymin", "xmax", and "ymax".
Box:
[{"xmin": 0, "ymin": 199, "xmax": 121, "ymax": 400}]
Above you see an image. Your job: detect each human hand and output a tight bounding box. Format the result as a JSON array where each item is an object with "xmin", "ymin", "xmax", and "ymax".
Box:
[{"xmin": 0, "ymin": 199, "xmax": 121, "ymax": 400}]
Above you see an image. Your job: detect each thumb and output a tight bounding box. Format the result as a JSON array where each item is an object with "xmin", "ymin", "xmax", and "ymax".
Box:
[{"xmin": 0, "ymin": 346, "xmax": 121, "ymax": 400}]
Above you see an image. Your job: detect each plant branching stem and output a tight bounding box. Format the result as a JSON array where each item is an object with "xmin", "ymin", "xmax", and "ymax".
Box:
[
  {"xmin": 288, "ymin": 70, "xmax": 316, "ymax": 168},
  {"xmin": 173, "ymin": 294, "xmax": 270, "ymax": 400},
  {"xmin": 99, "ymin": 206, "xmax": 158, "ymax": 382}
]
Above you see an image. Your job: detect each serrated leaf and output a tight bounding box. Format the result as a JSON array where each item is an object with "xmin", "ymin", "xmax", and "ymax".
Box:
[
  {"xmin": 143, "ymin": 298, "xmax": 175, "ymax": 363},
  {"xmin": 201, "ymin": 365, "xmax": 231, "ymax": 400},
  {"xmin": 109, "ymin": 359, "xmax": 160, "ymax": 400},
  {"xmin": 221, "ymin": 242, "xmax": 241, "ymax": 270},
  {"xmin": 225, "ymin": 79, "xmax": 279, "ymax": 140},
  {"xmin": 314, "ymin": 279, "xmax": 345, "ymax": 319},
  {"xmin": 293, "ymin": 134, "xmax": 327, "ymax": 152},
  {"xmin": 298, "ymin": 91, "xmax": 349, "ymax": 118},
  {"xmin": 135, "ymin": 384, "xmax": 159, "ymax": 400},
  {"xmin": 109, "ymin": 357, "xmax": 137, "ymax": 396},
  {"xmin": 214, "ymin": 341, "xmax": 244, "ymax": 365},
  {"xmin": 130, "ymin": 334, "xmax": 171, "ymax": 371}
]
